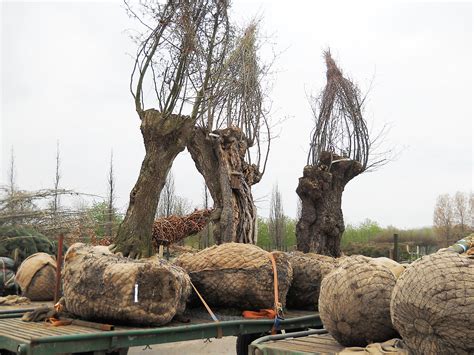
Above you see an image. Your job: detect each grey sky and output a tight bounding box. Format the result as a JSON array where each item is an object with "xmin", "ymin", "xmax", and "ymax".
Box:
[{"xmin": 1, "ymin": 1, "xmax": 472, "ymax": 229}]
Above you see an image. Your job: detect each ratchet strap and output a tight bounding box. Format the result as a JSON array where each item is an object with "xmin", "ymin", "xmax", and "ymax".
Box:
[
  {"xmin": 242, "ymin": 252, "xmax": 284, "ymax": 334},
  {"xmin": 242, "ymin": 309, "xmax": 276, "ymax": 319},
  {"xmin": 268, "ymin": 252, "xmax": 284, "ymax": 335},
  {"xmin": 190, "ymin": 281, "xmax": 223, "ymax": 339}
]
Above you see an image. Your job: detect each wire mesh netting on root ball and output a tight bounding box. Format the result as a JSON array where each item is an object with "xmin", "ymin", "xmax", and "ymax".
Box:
[
  {"xmin": 63, "ymin": 243, "xmax": 191, "ymax": 326},
  {"xmin": 174, "ymin": 243, "xmax": 293, "ymax": 310},
  {"xmin": 318, "ymin": 255, "xmax": 400, "ymax": 347},
  {"xmin": 286, "ymin": 252, "xmax": 338, "ymax": 310},
  {"xmin": 390, "ymin": 251, "xmax": 474, "ymax": 355}
]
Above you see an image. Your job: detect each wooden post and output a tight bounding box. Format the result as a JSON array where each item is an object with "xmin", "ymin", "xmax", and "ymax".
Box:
[
  {"xmin": 393, "ymin": 233, "xmax": 399, "ymax": 262},
  {"xmin": 54, "ymin": 234, "xmax": 64, "ymax": 303}
]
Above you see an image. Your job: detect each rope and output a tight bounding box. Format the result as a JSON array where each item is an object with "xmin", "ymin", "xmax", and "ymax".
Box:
[{"xmin": 190, "ymin": 280, "xmax": 223, "ymax": 339}]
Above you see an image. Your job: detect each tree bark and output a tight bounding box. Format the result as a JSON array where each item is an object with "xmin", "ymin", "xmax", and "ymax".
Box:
[
  {"xmin": 187, "ymin": 127, "xmax": 259, "ymax": 244},
  {"xmin": 296, "ymin": 151, "xmax": 363, "ymax": 257},
  {"xmin": 114, "ymin": 110, "xmax": 194, "ymax": 258}
]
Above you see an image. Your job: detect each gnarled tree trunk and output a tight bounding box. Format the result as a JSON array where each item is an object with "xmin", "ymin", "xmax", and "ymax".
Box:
[
  {"xmin": 187, "ymin": 127, "xmax": 259, "ymax": 244},
  {"xmin": 114, "ymin": 110, "xmax": 194, "ymax": 258},
  {"xmin": 296, "ymin": 151, "xmax": 363, "ymax": 257}
]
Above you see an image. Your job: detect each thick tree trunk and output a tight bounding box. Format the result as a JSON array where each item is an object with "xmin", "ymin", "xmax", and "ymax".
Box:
[
  {"xmin": 187, "ymin": 127, "xmax": 259, "ymax": 244},
  {"xmin": 114, "ymin": 110, "xmax": 194, "ymax": 258},
  {"xmin": 296, "ymin": 151, "xmax": 363, "ymax": 257}
]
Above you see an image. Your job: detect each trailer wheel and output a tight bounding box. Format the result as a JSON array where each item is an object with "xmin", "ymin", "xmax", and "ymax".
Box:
[{"xmin": 236, "ymin": 333, "xmax": 262, "ymax": 355}]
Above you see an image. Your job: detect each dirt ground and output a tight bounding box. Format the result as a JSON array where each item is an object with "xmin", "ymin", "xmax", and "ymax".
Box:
[{"xmin": 128, "ymin": 336, "xmax": 237, "ymax": 354}]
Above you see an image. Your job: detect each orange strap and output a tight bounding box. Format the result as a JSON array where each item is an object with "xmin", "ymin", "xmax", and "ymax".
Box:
[
  {"xmin": 268, "ymin": 253, "xmax": 280, "ymax": 312},
  {"xmin": 46, "ymin": 317, "xmax": 72, "ymax": 327},
  {"xmin": 190, "ymin": 281, "xmax": 222, "ymax": 339},
  {"xmin": 241, "ymin": 253, "xmax": 283, "ymax": 334},
  {"xmin": 242, "ymin": 309, "xmax": 276, "ymax": 319},
  {"xmin": 268, "ymin": 252, "xmax": 283, "ymax": 335}
]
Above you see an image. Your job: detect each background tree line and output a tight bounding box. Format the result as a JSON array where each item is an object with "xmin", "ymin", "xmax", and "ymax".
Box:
[
  {"xmin": 1, "ymin": 143, "xmax": 471, "ymax": 261},
  {"xmin": 433, "ymin": 191, "xmax": 473, "ymax": 246}
]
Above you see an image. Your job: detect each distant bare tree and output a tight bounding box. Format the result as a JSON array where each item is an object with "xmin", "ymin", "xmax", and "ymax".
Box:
[
  {"xmin": 470, "ymin": 192, "xmax": 474, "ymax": 229},
  {"xmin": 296, "ymin": 198, "xmax": 302, "ymax": 220},
  {"xmin": 5, "ymin": 147, "xmax": 18, "ymax": 220},
  {"xmin": 203, "ymin": 184, "xmax": 211, "ymax": 210},
  {"xmin": 8, "ymin": 147, "xmax": 16, "ymax": 199},
  {"xmin": 433, "ymin": 194, "xmax": 454, "ymax": 246},
  {"xmin": 106, "ymin": 151, "xmax": 116, "ymax": 237},
  {"xmin": 296, "ymin": 51, "xmax": 390, "ymax": 257},
  {"xmin": 115, "ymin": 0, "xmax": 233, "ymax": 258},
  {"xmin": 0, "ymin": 187, "xmax": 95, "ymax": 234},
  {"xmin": 453, "ymin": 191, "xmax": 469, "ymax": 235},
  {"xmin": 269, "ymin": 184, "xmax": 285, "ymax": 250},
  {"xmin": 51, "ymin": 141, "xmax": 61, "ymax": 219},
  {"xmin": 173, "ymin": 196, "xmax": 192, "ymax": 217},
  {"xmin": 199, "ymin": 183, "xmax": 213, "ymax": 249},
  {"xmin": 156, "ymin": 172, "xmax": 176, "ymax": 218},
  {"xmin": 187, "ymin": 21, "xmax": 271, "ymax": 244}
]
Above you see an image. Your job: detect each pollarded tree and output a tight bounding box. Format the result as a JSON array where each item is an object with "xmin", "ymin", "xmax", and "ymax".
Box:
[
  {"xmin": 187, "ymin": 22, "xmax": 270, "ymax": 244},
  {"xmin": 115, "ymin": 0, "xmax": 232, "ymax": 258},
  {"xmin": 296, "ymin": 51, "xmax": 389, "ymax": 257}
]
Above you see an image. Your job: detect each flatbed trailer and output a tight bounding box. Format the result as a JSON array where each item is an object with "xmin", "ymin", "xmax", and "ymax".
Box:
[
  {"xmin": 249, "ymin": 330, "xmax": 347, "ymax": 355},
  {"xmin": 0, "ymin": 304, "xmax": 322, "ymax": 355}
]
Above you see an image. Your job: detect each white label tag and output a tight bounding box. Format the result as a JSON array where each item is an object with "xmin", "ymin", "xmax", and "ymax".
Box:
[{"xmin": 134, "ymin": 283, "xmax": 138, "ymax": 303}]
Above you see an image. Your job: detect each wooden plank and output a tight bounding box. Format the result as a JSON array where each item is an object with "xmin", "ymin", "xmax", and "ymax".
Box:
[
  {"xmin": 0, "ymin": 302, "xmax": 53, "ymax": 313},
  {"xmin": 0, "ymin": 318, "xmax": 105, "ymax": 341},
  {"xmin": 286, "ymin": 338, "xmax": 345, "ymax": 352},
  {"xmin": 258, "ymin": 334, "xmax": 346, "ymax": 354},
  {"xmin": 265, "ymin": 341, "xmax": 316, "ymax": 352},
  {"xmin": 0, "ymin": 321, "xmax": 61, "ymax": 339}
]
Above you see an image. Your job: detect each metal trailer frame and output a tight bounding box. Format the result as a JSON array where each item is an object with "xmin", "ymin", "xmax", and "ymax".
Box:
[{"xmin": 0, "ymin": 311, "xmax": 322, "ymax": 355}]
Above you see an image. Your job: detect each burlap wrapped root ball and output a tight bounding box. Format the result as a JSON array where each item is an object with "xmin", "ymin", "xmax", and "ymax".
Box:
[
  {"xmin": 175, "ymin": 243, "xmax": 293, "ymax": 309},
  {"xmin": 15, "ymin": 252, "xmax": 56, "ymax": 301},
  {"xmin": 391, "ymin": 252, "xmax": 474, "ymax": 355},
  {"xmin": 286, "ymin": 252, "xmax": 338, "ymax": 309},
  {"xmin": 63, "ymin": 243, "xmax": 191, "ymax": 326},
  {"xmin": 319, "ymin": 255, "xmax": 399, "ymax": 347}
]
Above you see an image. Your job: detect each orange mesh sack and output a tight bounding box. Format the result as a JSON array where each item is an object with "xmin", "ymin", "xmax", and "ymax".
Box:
[
  {"xmin": 174, "ymin": 243, "xmax": 293, "ymax": 309},
  {"xmin": 63, "ymin": 243, "xmax": 191, "ymax": 326}
]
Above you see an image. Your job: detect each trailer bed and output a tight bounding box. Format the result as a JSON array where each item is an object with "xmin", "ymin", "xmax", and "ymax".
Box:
[
  {"xmin": 250, "ymin": 333, "xmax": 345, "ymax": 354},
  {"xmin": 0, "ymin": 305, "xmax": 321, "ymax": 355}
]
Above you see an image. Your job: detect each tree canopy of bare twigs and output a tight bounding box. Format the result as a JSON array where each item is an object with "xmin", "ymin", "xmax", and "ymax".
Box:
[
  {"xmin": 0, "ymin": 187, "xmax": 94, "ymax": 235},
  {"xmin": 127, "ymin": 0, "xmax": 231, "ymax": 121},
  {"xmin": 307, "ymin": 51, "xmax": 388, "ymax": 172},
  {"xmin": 200, "ymin": 21, "xmax": 271, "ymax": 172},
  {"xmin": 186, "ymin": 21, "xmax": 272, "ymax": 245}
]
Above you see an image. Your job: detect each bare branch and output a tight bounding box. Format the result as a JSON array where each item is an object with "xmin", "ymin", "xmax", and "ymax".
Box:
[{"xmin": 308, "ymin": 50, "xmax": 375, "ymax": 171}]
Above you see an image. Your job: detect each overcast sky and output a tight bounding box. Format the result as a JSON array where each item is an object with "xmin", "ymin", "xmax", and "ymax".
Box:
[{"xmin": 1, "ymin": 1, "xmax": 472, "ymax": 229}]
